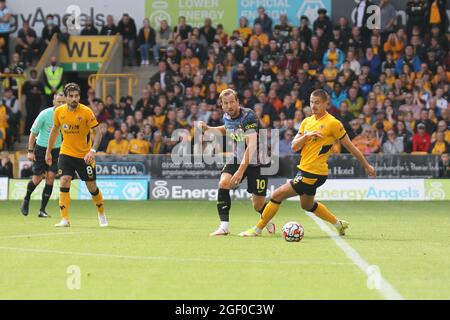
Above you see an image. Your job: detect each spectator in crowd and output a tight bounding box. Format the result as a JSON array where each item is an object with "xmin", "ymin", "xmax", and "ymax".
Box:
[
  {"xmin": 20, "ymin": 162, "xmax": 32, "ymax": 178},
  {"xmin": 15, "ymin": 20, "xmax": 39, "ymax": 66},
  {"xmin": 97, "ymin": 122, "xmax": 113, "ymax": 153},
  {"xmin": 2, "ymin": 87, "xmax": 19, "ymax": 147},
  {"xmin": 43, "ymin": 56, "xmax": 63, "ymax": 106},
  {"xmin": 413, "ymin": 123, "xmax": 431, "ymax": 152},
  {"xmin": 380, "ymin": 0, "xmax": 397, "ymax": 42},
  {"xmin": 138, "ymin": 18, "xmax": 156, "ymax": 66},
  {"xmin": 406, "ymin": 0, "xmax": 426, "ymax": 38},
  {"xmin": 0, "ymin": 150, "xmax": 12, "ymax": 177},
  {"xmin": 80, "ymin": 18, "xmax": 99, "ymax": 35},
  {"xmin": 430, "ymin": 131, "xmax": 450, "ymax": 154},
  {"xmin": 426, "ymin": 0, "xmax": 449, "ymax": 34},
  {"xmin": 100, "ymin": 15, "xmax": 119, "ymax": 36},
  {"xmin": 431, "ymin": 120, "xmax": 450, "ymax": 143},
  {"xmin": 352, "ymin": 125, "xmax": 380, "ymax": 155},
  {"xmin": 154, "ymin": 20, "xmax": 172, "ymax": 63},
  {"xmin": 314, "ymin": 8, "xmax": 333, "ymax": 40},
  {"xmin": 150, "ymin": 60, "xmax": 174, "ymax": 91},
  {"xmin": 22, "ymin": 69, "xmax": 44, "ymax": 132},
  {"xmin": 129, "ymin": 131, "xmax": 150, "ymax": 154},
  {"xmin": 279, "ymin": 129, "xmax": 295, "ymax": 156},
  {"xmin": 150, "ymin": 130, "xmax": 167, "ymax": 154},
  {"xmin": 119, "ymin": 14, "xmax": 138, "ymax": 66},
  {"xmin": 107, "ymin": 130, "xmax": 129, "ymax": 155},
  {"xmin": 173, "ymin": 16, "xmax": 192, "ymax": 42},
  {"xmin": 249, "ymin": 23, "xmax": 269, "ymax": 48},
  {"xmin": 254, "ymin": 6, "xmax": 272, "ymax": 36},
  {"xmin": 382, "ymin": 129, "xmax": 405, "ymax": 154},
  {"xmin": 41, "ymin": 14, "xmax": 60, "ymax": 50},
  {"xmin": 395, "ymin": 120, "xmax": 413, "ymax": 152},
  {"xmin": 438, "ymin": 153, "xmax": 450, "ymax": 177},
  {"xmin": 0, "ymin": 0, "xmax": 11, "ymax": 65}
]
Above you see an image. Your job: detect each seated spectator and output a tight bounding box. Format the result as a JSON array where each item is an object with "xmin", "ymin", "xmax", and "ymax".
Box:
[
  {"xmin": 153, "ymin": 19, "xmax": 172, "ymax": 63},
  {"xmin": 431, "ymin": 120, "xmax": 450, "ymax": 144},
  {"xmin": 429, "ymin": 132, "xmax": 450, "ymax": 155},
  {"xmin": 106, "ymin": 130, "xmax": 129, "ymax": 155},
  {"xmin": 0, "ymin": 151, "xmax": 12, "ymax": 177},
  {"xmin": 150, "ymin": 130, "xmax": 167, "ymax": 154},
  {"xmin": 383, "ymin": 33, "xmax": 404, "ymax": 61},
  {"xmin": 129, "ymin": 131, "xmax": 150, "ymax": 154},
  {"xmin": 97, "ymin": 123, "xmax": 113, "ymax": 153},
  {"xmin": 395, "ymin": 120, "xmax": 413, "ymax": 153},
  {"xmin": 15, "ymin": 20, "xmax": 38, "ymax": 66},
  {"xmin": 254, "ymin": 6, "xmax": 273, "ymax": 35},
  {"xmin": 118, "ymin": 14, "xmax": 138, "ymax": 66},
  {"xmin": 100, "ymin": 15, "xmax": 119, "ymax": 36},
  {"xmin": 323, "ymin": 61, "xmax": 338, "ymax": 89},
  {"xmin": 415, "ymin": 109, "xmax": 437, "ymax": 134},
  {"xmin": 372, "ymin": 110, "xmax": 393, "ymax": 132},
  {"xmin": 20, "ymin": 162, "xmax": 32, "ymax": 178},
  {"xmin": 80, "ymin": 18, "xmax": 99, "ymax": 35},
  {"xmin": 248, "ymin": 23, "xmax": 269, "ymax": 48},
  {"xmin": 438, "ymin": 153, "xmax": 450, "ymax": 178},
  {"xmin": 138, "ymin": 18, "xmax": 156, "ymax": 66},
  {"xmin": 344, "ymin": 87, "xmax": 365, "ymax": 116},
  {"xmin": 331, "ymin": 83, "xmax": 347, "ymax": 110},
  {"xmin": 382, "ymin": 129, "xmax": 404, "ymax": 154},
  {"xmin": 395, "ymin": 45, "xmax": 421, "ymax": 74},
  {"xmin": 199, "ymin": 18, "xmax": 216, "ymax": 45},
  {"xmin": 278, "ymin": 49, "xmax": 301, "ymax": 76},
  {"xmin": 322, "ymin": 41, "xmax": 344, "ymax": 69},
  {"xmin": 279, "ymin": 129, "xmax": 295, "ymax": 157},
  {"xmin": 173, "ymin": 16, "xmax": 193, "ymax": 43},
  {"xmin": 412, "ymin": 123, "xmax": 431, "ymax": 152},
  {"xmin": 41, "ymin": 14, "xmax": 60, "ymax": 50},
  {"xmin": 352, "ymin": 125, "xmax": 380, "ymax": 155}
]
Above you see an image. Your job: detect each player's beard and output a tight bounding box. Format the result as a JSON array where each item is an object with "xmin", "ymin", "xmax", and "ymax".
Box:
[{"xmin": 69, "ymin": 101, "xmax": 78, "ymax": 110}]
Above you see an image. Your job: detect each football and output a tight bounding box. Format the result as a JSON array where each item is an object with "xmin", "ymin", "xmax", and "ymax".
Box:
[{"xmin": 282, "ymin": 221, "xmax": 304, "ymax": 242}]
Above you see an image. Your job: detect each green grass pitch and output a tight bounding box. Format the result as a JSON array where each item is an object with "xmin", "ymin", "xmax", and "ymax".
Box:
[{"xmin": 0, "ymin": 200, "xmax": 449, "ymax": 300}]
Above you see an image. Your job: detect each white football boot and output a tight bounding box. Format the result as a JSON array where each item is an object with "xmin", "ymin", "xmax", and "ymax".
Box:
[
  {"xmin": 55, "ymin": 218, "xmax": 70, "ymax": 227},
  {"xmin": 98, "ymin": 214, "xmax": 108, "ymax": 227}
]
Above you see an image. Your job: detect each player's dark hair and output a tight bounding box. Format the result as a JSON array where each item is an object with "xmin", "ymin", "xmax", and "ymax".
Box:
[
  {"xmin": 64, "ymin": 83, "xmax": 81, "ymax": 96},
  {"xmin": 311, "ymin": 89, "xmax": 329, "ymax": 102}
]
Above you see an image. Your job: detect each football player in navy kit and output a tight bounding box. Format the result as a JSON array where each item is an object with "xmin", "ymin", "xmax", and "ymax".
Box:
[{"xmin": 199, "ymin": 89, "xmax": 275, "ymax": 236}]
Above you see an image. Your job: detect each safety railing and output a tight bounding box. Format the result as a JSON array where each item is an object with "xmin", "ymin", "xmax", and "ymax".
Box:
[{"xmin": 88, "ymin": 73, "xmax": 138, "ymax": 104}]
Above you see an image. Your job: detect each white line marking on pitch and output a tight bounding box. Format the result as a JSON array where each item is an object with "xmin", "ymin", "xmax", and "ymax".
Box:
[
  {"xmin": 0, "ymin": 245, "xmax": 352, "ymax": 266},
  {"xmin": 0, "ymin": 231, "xmax": 99, "ymax": 240},
  {"xmin": 305, "ymin": 212, "xmax": 405, "ymax": 300}
]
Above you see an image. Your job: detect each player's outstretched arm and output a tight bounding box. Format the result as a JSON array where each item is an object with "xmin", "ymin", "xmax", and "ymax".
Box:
[
  {"xmin": 197, "ymin": 121, "xmax": 226, "ymax": 135},
  {"xmin": 340, "ymin": 134, "xmax": 376, "ymax": 177},
  {"xmin": 45, "ymin": 126, "xmax": 59, "ymax": 165}
]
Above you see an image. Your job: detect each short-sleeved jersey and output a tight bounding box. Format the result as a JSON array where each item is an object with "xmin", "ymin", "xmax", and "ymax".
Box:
[
  {"xmin": 31, "ymin": 107, "xmax": 62, "ymax": 148},
  {"xmin": 106, "ymin": 139, "xmax": 129, "ymax": 155},
  {"xmin": 298, "ymin": 112, "xmax": 346, "ymax": 176},
  {"xmin": 223, "ymin": 107, "xmax": 263, "ymax": 166},
  {"xmin": 129, "ymin": 139, "xmax": 150, "ymax": 154},
  {"xmin": 54, "ymin": 103, "xmax": 99, "ymax": 159}
]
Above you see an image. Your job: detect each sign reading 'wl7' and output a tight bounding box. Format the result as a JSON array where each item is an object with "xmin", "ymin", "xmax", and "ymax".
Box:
[{"xmin": 59, "ymin": 36, "xmax": 117, "ymax": 63}]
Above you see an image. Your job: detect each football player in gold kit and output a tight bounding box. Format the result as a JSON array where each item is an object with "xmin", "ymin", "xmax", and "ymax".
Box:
[
  {"xmin": 46, "ymin": 83, "xmax": 107, "ymax": 227},
  {"xmin": 239, "ymin": 89, "xmax": 376, "ymax": 237}
]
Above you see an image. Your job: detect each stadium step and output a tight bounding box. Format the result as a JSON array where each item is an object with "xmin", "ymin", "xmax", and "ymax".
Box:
[{"xmin": 122, "ymin": 65, "xmax": 158, "ymax": 102}]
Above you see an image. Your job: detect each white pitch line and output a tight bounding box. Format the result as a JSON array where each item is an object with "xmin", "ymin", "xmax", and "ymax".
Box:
[
  {"xmin": 0, "ymin": 245, "xmax": 352, "ymax": 266},
  {"xmin": 305, "ymin": 212, "xmax": 405, "ymax": 300},
  {"xmin": 0, "ymin": 231, "xmax": 100, "ymax": 240}
]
